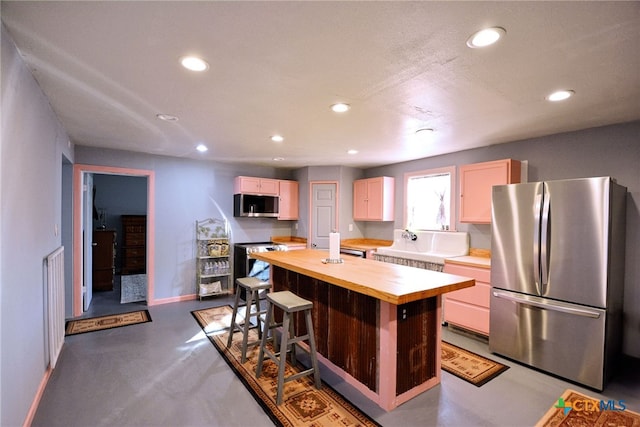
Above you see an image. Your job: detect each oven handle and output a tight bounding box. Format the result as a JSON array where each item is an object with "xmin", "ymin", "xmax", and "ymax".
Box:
[{"xmin": 339, "ymin": 248, "xmax": 365, "ymax": 257}]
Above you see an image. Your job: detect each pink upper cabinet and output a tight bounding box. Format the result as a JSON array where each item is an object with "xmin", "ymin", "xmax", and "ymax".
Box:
[
  {"xmin": 353, "ymin": 176, "xmax": 394, "ymax": 221},
  {"xmin": 459, "ymin": 159, "xmax": 521, "ymax": 224}
]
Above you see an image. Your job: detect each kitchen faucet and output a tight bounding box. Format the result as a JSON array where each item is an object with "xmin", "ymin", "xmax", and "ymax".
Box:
[{"xmin": 402, "ymin": 229, "xmax": 418, "ymax": 241}]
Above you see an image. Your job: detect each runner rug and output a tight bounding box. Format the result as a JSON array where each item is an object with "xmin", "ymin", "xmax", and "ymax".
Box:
[
  {"xmin": 192, "ymin": 305, "xmax": 381, "ymax": 427},
  {"xmin": 535, "ymin": 389, "xmax": 640, "ymax": 426},
  {"xmin": 441, "ymin": 340, "xmax": 508, "ymax": 386},
  {"xmin": 65, "ymin": 310, "xmax": 151, "ymax": 336}
]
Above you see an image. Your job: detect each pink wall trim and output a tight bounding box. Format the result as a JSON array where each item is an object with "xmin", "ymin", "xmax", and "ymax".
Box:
[
  {"xmin": 23, "ymin": 367, "xmax": 52, "ymax": 427},
  {"xmin": 378, "ymin": 301, "xmax": 398, "ymax": 410},
  {"xmin": 152, "ymin": 294, "xmax": 197, "ymax": 305},
  {"xmin": 72, "ymin": 164, "xmax": 155, "ymax": 316}
]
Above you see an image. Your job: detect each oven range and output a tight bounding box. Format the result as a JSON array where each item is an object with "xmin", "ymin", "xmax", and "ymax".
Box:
[{"xmin": 233, "ymin": 242, "xmax": 287, "ymax": 298}]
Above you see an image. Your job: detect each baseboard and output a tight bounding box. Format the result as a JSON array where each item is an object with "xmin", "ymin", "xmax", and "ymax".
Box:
[
  {"xmin": 445, "ymin": 323, "xmax": 489, "ymax": 343},
  {"xmin": 24, "ymin": 364, "xmax": 53, "ymax": 427}
]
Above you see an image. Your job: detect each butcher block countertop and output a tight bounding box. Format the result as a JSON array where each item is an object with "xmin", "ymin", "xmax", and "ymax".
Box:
[
  {"xmin": 340, "ymin": 238, "xmax": 392, "ymax": 251},
  {"xmin": 445, "ymin": 248, "xmax": 491, "ymax": 269},
  {"xmin": 251, "ymin": 249, "xmax": 474, "ymax": 305},
  {"xmin": 271, "ymin": 236, "xmax": 307, "ymax": 250}
]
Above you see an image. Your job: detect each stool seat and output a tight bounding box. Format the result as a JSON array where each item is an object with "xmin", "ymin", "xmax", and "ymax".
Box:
[
  {"xmin": 237, "ymin": 277, "xmax": 271, "ymax": 292},
  {"xmin": 267, "ymin": 290, "xmax": 313, "ymax": 312},
  {"xmin": 256, "ymin": 290, "xmax": 321, "ymax": 405},
  {"xmin": 226, "ymin": 277, "xmax": 271, "ymax": 363}
]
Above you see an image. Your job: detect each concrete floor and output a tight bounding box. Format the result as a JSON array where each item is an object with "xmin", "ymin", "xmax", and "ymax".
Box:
[{"xmin": 33, "ymin": 284, "xmax": 640, "ymax": 426}]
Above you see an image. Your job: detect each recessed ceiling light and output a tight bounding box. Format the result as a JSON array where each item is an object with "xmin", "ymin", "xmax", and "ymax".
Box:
[
  {"xmin": 415, "ymin": 128, "xmax": 434, "ymax": 135},
  {"xmin": 466, "ymin": 27, "xmax": 506, "ymax": 48},
  {"xmin": 347, "ymin": 149, "xmax": 358, "ymax": 155},
  {"xmin": 331, "ymin": 103, "xmax": 351, "ymax": 113},
  {"xmin": 156, "ymin": 113, "xmax": 179, "ymax": 122},
  {"xmin": 180, "ymin": 56, "xmax": 209, "ymax": 72},
  {"xmin": 271, "ymin": 135, "xmax": 284, "ymax": 143},
  {"xmin": 273, "ymin": 157, "xmax": 285, "ymax": 161},
  {"xmin": 196, "ymin": 144, "xmax": 208, "ymax": 153},
  {"xmin": 546, "ymin": 90, "xmax": 575, "ymax": 102}
]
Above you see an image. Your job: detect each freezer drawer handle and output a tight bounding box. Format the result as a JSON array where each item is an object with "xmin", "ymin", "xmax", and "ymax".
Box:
[{"xmin": 492, "ymin": 291, "xmax": 601, "ymax": 319}]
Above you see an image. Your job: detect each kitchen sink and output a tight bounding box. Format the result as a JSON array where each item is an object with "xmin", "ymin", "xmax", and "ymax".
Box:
[{"xmin": 374, "ymin": 229, "xmax": 469, "ymax": 264}]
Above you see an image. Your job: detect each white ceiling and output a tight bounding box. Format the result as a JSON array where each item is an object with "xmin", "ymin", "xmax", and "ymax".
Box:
[{"xmin": 2, "ymin": 1, "xmax": 639, "ymax": 168}]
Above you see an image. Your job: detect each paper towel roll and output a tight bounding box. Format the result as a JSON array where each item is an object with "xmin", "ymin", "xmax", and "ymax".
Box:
[{"xmin": 329, "ymin": 232, "xmax": 340, "ymax": 260}]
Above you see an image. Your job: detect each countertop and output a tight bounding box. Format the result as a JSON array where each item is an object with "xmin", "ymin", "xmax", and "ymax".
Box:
[
  {"xmin": 340, "ymin": 238, "xmax": 393, "ymax": 251},
  {"xmin": 251, "ymin": 249, "xmax": 474, "ymax": 305},
  {"xmin": 271, "ymin": 236, "xmax": 393, "ymax": 251},
  {"xmin": 271, "ymin": 236, "xmax": 307, "ymax": 249},
  {"xmin": 444, "ymin": 255, "xmax": 491, "ymax": 269}
]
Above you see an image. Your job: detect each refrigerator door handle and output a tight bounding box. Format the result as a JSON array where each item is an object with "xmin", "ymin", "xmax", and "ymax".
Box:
[
  {"xmin": 492, "ymin": 291, "xmax": 601, "ymax": 319},
  {"xmin": 533, "ymin": 193, "xmax": 543, "ymax": 295},
  {"xmin": 540, "ymin": 191, "xmax": 551, "ymax": 290}
]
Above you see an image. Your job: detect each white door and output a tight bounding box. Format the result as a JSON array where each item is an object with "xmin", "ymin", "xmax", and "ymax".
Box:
[
  {"xmin": 310, "ymin": 182, "xmax": 337, "ymax": 249},
  {"xmin": 83, "ymin": 173, "xmax": 93, "ymax": 311}
]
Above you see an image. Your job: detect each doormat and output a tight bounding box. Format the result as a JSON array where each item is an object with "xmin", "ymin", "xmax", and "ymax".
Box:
[
  {"xmin": 441, "ymin": 341, "xmax": 509, "ymax": 386},
  {"xmin": 191, "ymin": 306, "xmax": 381, "ymax": 427},
  {"xmin": 65, "ymin": 310, "xmax": 151, "ymax": 336},
  {"xmin": 120, "ymin": 274, "xmax": 147, "ymax": 303},
  {"xmin": 535, "ymin": 389, "xmax": 640, "ymax": 426}
]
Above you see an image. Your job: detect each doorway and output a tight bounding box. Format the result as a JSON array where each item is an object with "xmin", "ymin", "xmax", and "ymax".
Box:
[
  {"xmin": 72, "ymin": 164, "xmax": 155, "ymax": 317},
  {"xmin": 309, "ymin": 181, "xmax": 338, "ymax": 249}
]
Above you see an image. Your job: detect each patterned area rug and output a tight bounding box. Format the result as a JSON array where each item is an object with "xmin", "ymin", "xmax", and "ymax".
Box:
[
  {"xmin": 441, "ymin": 341, "xmax": 509, "ymax": 386},
  {"xmin": 120, "ymin": 274, "xmax": 147, "ymax": 303},
  {"xmin": 191, "ymin": 305, "xmax": 381, "ymax": 427},
  {"xmin": 535, "ymin": 389, "xmax": 640, "ymax": 426},
  {"xmin": 65, "ymin": 310, "xmax": 151, "ymax": 336}
]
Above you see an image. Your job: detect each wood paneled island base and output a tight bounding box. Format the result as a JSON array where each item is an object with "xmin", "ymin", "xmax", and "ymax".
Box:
[{"xmin": 251, "ymin": 249, "xmax": 474, "ymax": 411}]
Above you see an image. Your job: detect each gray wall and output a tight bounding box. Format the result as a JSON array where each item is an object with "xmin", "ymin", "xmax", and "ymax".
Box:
[
  {"xmin": 74, "ymin": 147, "xmax": 297, "ymax": 300},
  {"xmin": 1, "ymin": 24, "xmax": 73, "ymax": 426},
  {"xmin": 293, "ymin": 165, "xmax": 367, "ymax": 241}
]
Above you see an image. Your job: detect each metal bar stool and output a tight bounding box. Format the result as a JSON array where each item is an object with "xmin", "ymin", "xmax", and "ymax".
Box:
[
  {"xmin": 255, "ymin": 290, "xmax": 321, "ymax": 405},
  {"xmin": 226, "ymin": 277, "xmax": 271, "ymax": 363}
]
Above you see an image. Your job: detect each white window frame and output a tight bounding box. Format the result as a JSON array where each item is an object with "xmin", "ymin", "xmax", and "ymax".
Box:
[{"xmin": 404, "ymin": 166, "xmax": 456, "ymax": 231}]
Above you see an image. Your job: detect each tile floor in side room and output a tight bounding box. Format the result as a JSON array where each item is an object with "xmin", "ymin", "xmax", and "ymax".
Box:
[{"xmin": 34, "ymin": 287, "xmax": 640, "ymax": 427}]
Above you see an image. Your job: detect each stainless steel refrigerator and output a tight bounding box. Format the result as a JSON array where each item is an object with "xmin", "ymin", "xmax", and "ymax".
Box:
[{"xmin": 489, "ymin": 176, "xmax": 626, "ymax": 390}]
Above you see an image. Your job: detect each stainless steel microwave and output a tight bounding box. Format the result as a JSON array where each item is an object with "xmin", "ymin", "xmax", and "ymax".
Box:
[{"xmin": 233, "ymin": 194, "xmax": 279, "ymax": 217}]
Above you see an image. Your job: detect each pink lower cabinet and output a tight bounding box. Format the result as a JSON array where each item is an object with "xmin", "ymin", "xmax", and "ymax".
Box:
[{"xmin": 443, "ymin": 259, "xmax": 491, "ymax": 335}]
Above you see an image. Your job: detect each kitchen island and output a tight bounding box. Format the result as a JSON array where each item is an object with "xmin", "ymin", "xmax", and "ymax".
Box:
[{"xmin": 250, "ymin": 248, "xmax": 474, "ymax": 411}]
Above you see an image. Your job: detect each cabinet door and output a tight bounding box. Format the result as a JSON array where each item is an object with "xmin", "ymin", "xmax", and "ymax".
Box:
[
  {"xmin": 443, "ymin": 262, "xmax": 491, "ymax": 335},
  {"xmin": 353, "ymin": 179, "xmax": 369, "ymax": 220},
  {"xmin": 278, "ymin": 180, "xmax": 299, "ymax": 220},
  {"xmin": 235, "ymin": 177, "xmax": 262, "ymax": 194},
  {"xmin": 459, "ymin": 159, "xmax": 520, "ymax": 223},
  {"xmin": 258, "ymin": 178, "xmax": 279, "ymax": 195},
  {"xmin": 235, "ymin": 176, "xmax": 279, "ymax": 195},
  {"xmin": 354, "ymin": 177, "xmax": 394, "ymax": 221},
  {"xmin": 366, "ymin": 178, "xmax": 384, "ymax": 220}
]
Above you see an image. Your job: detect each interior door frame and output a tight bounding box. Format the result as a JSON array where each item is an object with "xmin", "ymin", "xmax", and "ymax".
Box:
[
  {"xmin": 82, "ymin": 172, "xmax": 93, "ymax": 311},
  {"xmin": 308, "ymin": 180, "xmax": 339, "ymax": 248},
  {"xmin": 72, "ymin": 164, "xmax": 155, "ymax": 317}
]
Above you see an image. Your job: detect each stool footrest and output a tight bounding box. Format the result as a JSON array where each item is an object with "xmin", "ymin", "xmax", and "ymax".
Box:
[{"xmin": 284, "ymin": 368, "xmax": 315, "ymax": 384}]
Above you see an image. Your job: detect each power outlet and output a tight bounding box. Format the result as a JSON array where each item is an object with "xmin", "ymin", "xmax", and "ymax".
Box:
[
  {"xmin": 348, "ymin": 224, "xmax": 353, "ymax": 232},
  {"xmin": 294, "ymin": 222, "xmax": 298, "ymax": 230}
]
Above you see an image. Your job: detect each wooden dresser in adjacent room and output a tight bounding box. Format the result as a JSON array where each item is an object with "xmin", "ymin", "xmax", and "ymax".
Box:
[
  {"xmin": 121, "ymin": 215, "xmax": 146, "ymax": 275},
  {"xmin": 92, "ymin": 230, "xmax": 116, "ymax": 291}
]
